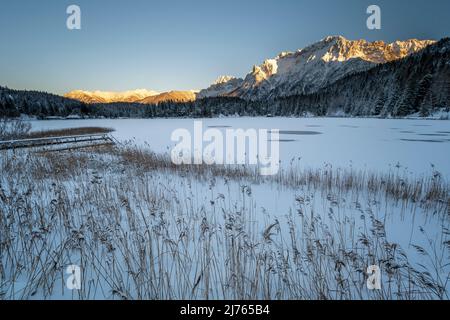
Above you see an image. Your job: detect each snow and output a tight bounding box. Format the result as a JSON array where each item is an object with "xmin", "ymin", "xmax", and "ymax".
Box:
[
  {"xmin": 2, "ymin": 117, "xmax": 449, "ymax": 299},
  {"xmin": 213, "ymin": 76, "xmax": 238, "ymax": 85},
  {"xmin": 199, "ymin": 36, "xmax": 435, "ymax": 100},
  {"xmin": 198, "ymin": 76, "xmax": 244, "ymax": 99},
  {"xmin": 65, "ymin": 89, "xmax": 160, "ymax": 103},
  {"xmin": 406, "ymin": 108, "xmax": 450, "ymax": 120},
  {"xmin": 30, "ymin": 117, "xmax": 450, "ymax": 177}
]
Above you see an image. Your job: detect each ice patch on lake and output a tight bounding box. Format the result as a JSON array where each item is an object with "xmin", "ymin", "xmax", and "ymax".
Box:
[{"xmin": 29, "ymin": 117, "xmax": 450, "ymax": 177}]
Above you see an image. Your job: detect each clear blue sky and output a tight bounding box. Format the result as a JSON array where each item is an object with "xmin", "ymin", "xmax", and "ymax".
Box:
[{"xmin": 1, "ymin": 0, "xmax": 449, "ymax": 95}]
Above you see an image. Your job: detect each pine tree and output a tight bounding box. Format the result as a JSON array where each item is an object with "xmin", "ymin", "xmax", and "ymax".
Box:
[
  {"xmin": 373, "ymin": 94, "xmax": 386, "ymax": 116},
  {"xmin": 395, "ymin": 83, "xmax": 416, "ymax": 117},
  {"xmin": 414, "ymin": 74, "xmax": 433, "ymax": 113},
  {"xmin": 420, "ymin": 92, "xmax": 434, "ymax": 117},
  {"xmin": 446, "ymin": 79, "xmax": 450, "ymax": 109},
  {"xmin": 385, "ymin": 82, "xmax": 402, "ymax": 116}
]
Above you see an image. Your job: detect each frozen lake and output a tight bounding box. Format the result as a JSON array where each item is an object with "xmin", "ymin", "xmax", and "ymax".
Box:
[
  {"xmin": 11, "ymin": 117, "xmax": 450, "ymax": 298},
  {"xmin": 30, "ymin": 117, "xmax": 450, "ymax": 177}
]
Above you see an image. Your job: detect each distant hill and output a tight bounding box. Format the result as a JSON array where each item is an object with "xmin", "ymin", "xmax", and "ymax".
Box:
[
  {"xmin": 65, "ymin": 89, "xmax": 197, "ymax": 105},
  {"xmin": 64, "ymin": 89, "xmax": 160, "ymax": 104},
  {"xmin": 139, "ymin": 91, "xmax": 197, "ymax": 104}
]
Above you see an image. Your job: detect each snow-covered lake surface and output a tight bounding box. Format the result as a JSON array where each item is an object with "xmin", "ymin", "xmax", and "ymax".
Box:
[
  {"xmin": 30, "ymin": 117, "xmax": 450, "ymax": 177},
  {"xmin": 2, "ymin": 117, "xmax": 447, "ymax": 299}
]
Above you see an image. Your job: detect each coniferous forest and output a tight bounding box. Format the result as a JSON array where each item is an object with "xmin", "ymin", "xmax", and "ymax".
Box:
[{"xmin": 1, "ymin": 39, "xmax": 449, "ymax": 119}]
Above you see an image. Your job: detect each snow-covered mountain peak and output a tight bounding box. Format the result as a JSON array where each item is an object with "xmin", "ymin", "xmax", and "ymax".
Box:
[
  {"xmin": 65, "ymin": 89, "xmax": 160, "ymax": 104},
  {"xmin": 66, "ymin": 36, "xmax": 436, "ymax": 103},
  {"xmin": 213, "ymin": 76, "xmax": 239, "ymax": 85},
  {"xmin": 321, "ymin": 35, "xmax": 347, "ymax": 43},
  {"xmin": 250, "ymin": 59, "xmax": 278, "ymax": 84},
  {"xmin": 277, "ymin": 51, "xmax": 294, "ymax": 59},
  {"xmin": 197, "ymin": 76, "xmax": 244, "ymax": 99},
  {"xmin": 199, "ymin": 36, "xmax": 436, "ymax": 100}
]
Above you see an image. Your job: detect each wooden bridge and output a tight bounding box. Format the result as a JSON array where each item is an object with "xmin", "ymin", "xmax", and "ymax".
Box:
[{"xmin": 0, "ymin": 133, "xmax": 115, "ymax": 152}]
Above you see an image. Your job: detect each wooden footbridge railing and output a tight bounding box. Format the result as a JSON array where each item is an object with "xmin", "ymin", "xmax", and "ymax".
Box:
[{"xmin": 0, "ymin": 133, "xmax": 115, "ymax": 152}]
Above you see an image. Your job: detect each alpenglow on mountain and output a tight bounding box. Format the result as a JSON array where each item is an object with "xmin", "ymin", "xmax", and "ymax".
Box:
[
  {"xmin": 62, "ymin": 36, "xmax": 435, "ymax": 104},
  {"xmin": 2, "ymin": 38, "xmax": 448, "ymax": 119},
  {"xmin": 198, "ymin": 36, "xmax": 435, "ymax": 100},
  {"xmin": 65, "ymin": 89, "xmax": 198, "ymax": 104},
  {"xmin": 64, "ymin": 89, "xmax": 160, "ymax": 104}
]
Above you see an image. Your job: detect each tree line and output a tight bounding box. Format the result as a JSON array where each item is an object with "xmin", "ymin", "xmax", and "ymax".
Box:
[{"xmin": 1, "ymin": 39, "xmax": 449, "ymax": 119}]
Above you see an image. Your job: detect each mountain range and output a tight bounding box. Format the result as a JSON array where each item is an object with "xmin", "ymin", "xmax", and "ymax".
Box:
[
  {"xmin": 64, "ymin": 89, "xmax": 197, "ymax": 104},
  {"xmin": 198, "ymin": 36, "xmax": 435, "ymax": 100},
  {"xmin": 1, "ymin": 36, "xmax": 449, "ymax": 119},
  {"xmin": 64, "ymin": 36, "xmax": 435, "ymax": 104}
]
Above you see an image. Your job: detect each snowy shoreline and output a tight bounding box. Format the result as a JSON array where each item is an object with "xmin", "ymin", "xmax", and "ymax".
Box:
[{"xmin": 0, "ymin": 144, "xmax": 449, "ymax": 299}]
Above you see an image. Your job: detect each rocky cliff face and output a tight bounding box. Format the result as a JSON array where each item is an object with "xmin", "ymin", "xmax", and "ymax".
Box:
[{"xmin": 199, "ymin": 36, "xmax": 435, "ymax": 100}]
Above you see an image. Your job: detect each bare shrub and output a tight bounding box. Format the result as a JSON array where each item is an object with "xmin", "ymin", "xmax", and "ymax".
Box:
[{"xmin": 0, "ymin": 118, "xmax": 31, "ymax": 140}]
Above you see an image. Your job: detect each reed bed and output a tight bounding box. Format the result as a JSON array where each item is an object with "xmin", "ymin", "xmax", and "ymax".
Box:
[
  {"xmin": 0, "ymin": 145, "xmax": 449, "ymax": 300},
  {"xmin": 115, "ymin": 145, "xmax": 449, "ymax": 207}
]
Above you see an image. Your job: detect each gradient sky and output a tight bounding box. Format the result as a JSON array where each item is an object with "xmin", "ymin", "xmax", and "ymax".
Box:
[{"xmin": 0, "ymin": 0, "xmax": 449, "ymax": 95}]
